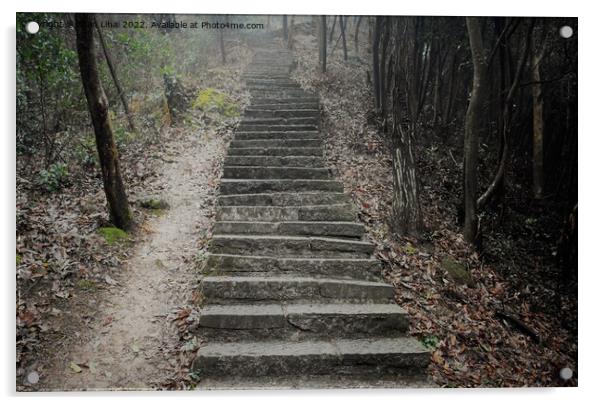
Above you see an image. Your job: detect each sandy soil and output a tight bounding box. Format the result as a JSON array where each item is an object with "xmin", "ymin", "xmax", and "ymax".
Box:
[{"xmin": 35, "ymin": 131, "xmax": 226, "ymax": 391}]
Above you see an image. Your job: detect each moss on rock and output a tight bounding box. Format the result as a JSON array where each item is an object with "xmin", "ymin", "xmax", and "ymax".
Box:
[
  {"xmin": 98, "ymin": 227, "xmax": 129, "ymax": 245},
  {"xmin": 191, "ymin": 88, "xmax": 239, "ymax": 118},
  {"xmin": 442, "ymin": 256, "xmax": 475, "ymax": 287}
]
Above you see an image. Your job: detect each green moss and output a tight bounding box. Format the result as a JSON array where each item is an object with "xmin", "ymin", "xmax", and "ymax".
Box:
[
  {"xmin": 16, "ymin": 254, "xmax": 22, "ymax": 266},
  {"xmin": 77, "ymin": 279, "xmax": 97, "ymax": 291},
  {"xmin": 191, "ymin": 88, "xmax": 239, "ymax": 118},
  {"xmin": 140, "ymin": 198, "xmax": 169, "ymax": 210},
  {"xmin": 441, "ymin": 256, "xmax": 475, "ymax": 287},
  {"xmin": 402, "ymin": 243, "xmax": 417, "ymax": 255},
  {"xmin": 420, "ymin": 335, "xmax": 439, "ymax": 350},
  {"xmin": 98, "ymin": 227, "xmax": 129, "ymax": 245}
]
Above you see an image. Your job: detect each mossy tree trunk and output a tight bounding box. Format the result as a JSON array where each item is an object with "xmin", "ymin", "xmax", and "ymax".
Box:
[{"xmin": 75, "ymin": 13, "xmax": 132, "ymax": 230}]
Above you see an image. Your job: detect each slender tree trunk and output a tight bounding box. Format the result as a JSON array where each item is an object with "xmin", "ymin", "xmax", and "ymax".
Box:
[
  {"xmin": 354, "ymin": 16, "xmax": 362, "ymax": 55},
  {"xmin": 391, "ymin": 19, "xmax": 422, "ymax": 234},
  {"xmin": 477, "ymin": 19, "xmax": 534, "ymax": 210},
  {"xmin": 75, "ymin": 13, "xmax": 132, "ymax": 230},
  {"xmin": 463, "ymin": 17, "xmax": 487, "ymax": 244},
  {"xmin": 339, "ymin": 16, "xmax": 348, "ymax": 61},
  {"xmin": 282, "ymin": 15, "xmax": 288, "ymax": 41},
  {"xmin": 219, "ymin": 28, "xmax": 226, "ymax": 64},
  {"xmin": 319, "ymin": 16, "xmax": 327, "ymax": 73},
  {"xmin": 532, "ymin": 49, "xmax": 545, "ymax": 199},
  {"xmin": 379, "ymin": 17, "xmax": 390, "ymax": 118},
  {"xmin": 329, "ymin": 16, "xmax": 337, "ymax": 44},
  {"xmin": 372, "ymin": 17, "xmax": 383, "ymax": 111},
  {"xmin": 287, "ymin": 16, "xmax": 295, "ymax": 49},
  {"xmin": 266, "ymin": 15, "xmax": 270, "ymax": 29},
  {"xmin": 94, "ymin": 18, "xmax": 136, "ymax": 133}
]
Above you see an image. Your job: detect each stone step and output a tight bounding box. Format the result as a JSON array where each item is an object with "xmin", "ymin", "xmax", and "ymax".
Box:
[
  {"xmin": 246, "ymin": 80, "xmax": 300, "ymax": 88},
  {"xmin": 227, "ymin": 147, "xmax": 322, "ymax": 156},
  {"xmin": 237, "ymin": 124, "xmax": 318, "ymax": 132},
  {"xmin": 223, "ymin": 165, "xmax": 328, "ymax": 179},
  {"xmin": 250, "ymin": 97, "xmax": 319, "ymax": 105},
  {"xmin": 192, "ymin": 337, "xmax": 430, "ymax": 377},
  {"xmin": 239, "ymin": 117, "xmax": 318, "ymax": 126},
  {"xmin": 215, "ymin": 204, "xmax": 355, "ymax": 222},
  {"xmin": 248, "ymin": 103, "xmax": 319, "ymax": 110},
  {"xmin": 217, "ymin": 192, "xmax": 349, "ymax": 206},
  {"xmin": 195, "ymin": 303, "xmax": 409, "ymax": 341},
  {"xmin": 234, "ymin": 131, "xmax": 319, "ymax": 140},
  {"xmin": 204, "ymin": 254, "xmax": 381, "ymax": 281},
  {"xmin": 208, "ymin": 235, "xmax": 374, "ymax": 258},
  {"xmin": 244, "ymin": 109, "xmax": 319, "ymax": 118},
  {"xmin": 229, "ymin": 139, "xmax": 322, "ymax": 149},
  {"xmin": 224, "ymin": 155, "xmax": 324, "ymax": 167},
  {"xmin": 201, "ymin": 276, "xmax": 394, "ymax": 304},
  {"xmin": 219, "ymin": 179, "xmax": 342, "ymax": 195},
  {"xmin": 213, "ymin": 221, "xmax": 364, "ymax": 238}
]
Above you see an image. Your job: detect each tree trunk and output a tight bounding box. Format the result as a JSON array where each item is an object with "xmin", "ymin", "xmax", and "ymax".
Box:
[
  {"xmin": 319, "ymin": 16, "xmax": 327, "ymax": 73},
  {"xmin": 75, "ymin": 13, "xmax": 132, "ymax": 230},
  {"xmin": 219, "ymin": 28, "xmax": 226, "ymax": 64},
  {"xmin": 372, "ymin": 17, "xmax": 383, "ymax": 111},
  {"xmin": 329, "ymin": 16, "xmax": 337, "ymax": 44},
  {"xmin": 391, "ymin": 127, "xmax": 423, "ymax": 235},
  {"xmin": 354, "ymin": 16, "xmax": 362, "ymax": 55},
  {"xmin": 287, "ymin": 16, "xmax": 295, "ymax": 49},
  {"xmin": 532, "ymin": 49, "xmax": 545, "ymax": 199},
  {"xmin": 391, "ymin": 19, "xmax": 422, "ymax": 235},
  {"xmin": 463, "ymin": 17, "xmax": 487, "ymax": 244},
  {"xmin": 282, "ymin": 15, "xmax": 288, "ymax": 42},
  {"xmin": 339, "ymin": 16, "xmax": 348, "ymax": 61},
  {"xmin": 379, "ymin": 17, "xmax": 390, "ymax": 118},
  {"xmin": 94, "ymin": 18, "xmax": 136, "ymax": 133},
  {"xmin": 477, "ymin": 19, "xmax": 533, "ymax": 210}
]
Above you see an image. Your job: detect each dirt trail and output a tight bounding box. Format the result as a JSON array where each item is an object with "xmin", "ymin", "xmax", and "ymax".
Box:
[{"xmin": 38, "ymin": 131, "xmax": 227, "ymax": 391}]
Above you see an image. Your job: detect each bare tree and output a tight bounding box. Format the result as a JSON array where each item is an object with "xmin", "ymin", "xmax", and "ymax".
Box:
[
  {"xmin": 463, "ymin": 17, "xmax": 487, "ymax": 243},
  {"xmin": 282, "ymin": 15, "xmax": 288, "ymax": 42},
  {"xmin": 354, "ymin": 16, "xmax": 363, "ymax": 55},
  {"xmin": 390, "ymin": 19, "xmax": 422, "ymax": 234},
  {"xmin": 94, "ymin": 17, "xmax": 136, "ymax": 132},
  {"xmin": 75, "ymin": 13, "xmax": 132, "ymax": 230},
  {"xmin": 339, "ymin": 16, "xmax": 348, "ymax": 61}
]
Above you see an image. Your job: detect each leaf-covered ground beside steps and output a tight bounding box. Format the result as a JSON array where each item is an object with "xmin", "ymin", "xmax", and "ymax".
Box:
[
  {"xmin": 16, "ymin": 40, "xmax": 252, "ymax": 390},
  {"xmin": 291, "ymin": 28, "xmax": 577, "ymax": 387}
]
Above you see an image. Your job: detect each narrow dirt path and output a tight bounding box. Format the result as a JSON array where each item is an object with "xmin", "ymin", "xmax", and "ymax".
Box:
[{"xmin": 38, "ymin": 130, "xmax": 227, "ymax": 391}]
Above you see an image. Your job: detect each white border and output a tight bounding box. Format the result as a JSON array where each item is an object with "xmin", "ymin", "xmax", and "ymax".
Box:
[{"xmin": 2, "ymin": 1, "xmax": 597, "ymax": 404}]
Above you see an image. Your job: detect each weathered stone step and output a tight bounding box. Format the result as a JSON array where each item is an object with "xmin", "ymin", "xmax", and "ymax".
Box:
[
  {"xmin": 196, "ymin": 303, "xmax": 409, "ymax": 341},
  {"xmin": 209, "ymin": 235, "xmax": 374, "ymax": 258},
  {"xmin": 223, "ymin": 165, "xmax": 328, "ymax": 179},
  {"xmin": 201, "ymin": 276, "xmax": 393, "ymax": 304},
  {"xmin": 240, "ymin": 117, "xmax": 318, "ymax": 126},
  {"xmin": 193, "ymin": 337, "xmax": 430, "ymax": 377},
  {"xmin": 216, "ymin": 204, "xmax": 355, "ymax": 222},
  {"xmin": 218, "ymin": 192, "xmax": 349, "ymax": 206},
  {"xmin": 246, "ymin": 80, "xmax": 300, "ymax": 87},
  {"xmin": 227, "ymin": 147, "xmax": 322, "ymax": 157},
  {"xmin": 234, "ymin": 131, "xmax": 320, "ymax": 140},
  {"xmin": 204, "ymin": 254, "xmax": 381, "ymax": 281},
  {"xmin": 213, "ymin": 221, "xmax": 364, "ymax": 238},
  {"xmin": 237, "ymin": 124, "xmax": 318, "ymax": 132},
  {"xmin": 248, "ymin": 103, "xmax": 319, "ymax": 110},
  {"xmin": 219, "ymin": 179, "xmax": 342, "ymax": 195},
  {"xmin": 244, "ymin": 109, "xmax": 319, "ymax": 118},
  {"xmin": 229, "ymin": 139, "xmax": 321, "ymax": 149},
  {"xmin": 224, "ymin": 155, "xmax": 324, "ymax": 167},
  {"xmin": 250, "ymin": 97, "xmax": 319, "ymax": 105}
]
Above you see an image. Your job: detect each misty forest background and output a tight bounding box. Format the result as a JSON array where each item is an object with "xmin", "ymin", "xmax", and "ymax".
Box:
[{"xmin": 17, "ymin": 14, "xmax": 577, "ymax": 387}]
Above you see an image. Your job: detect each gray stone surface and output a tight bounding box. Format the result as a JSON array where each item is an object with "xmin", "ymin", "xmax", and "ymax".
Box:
[{"xmin": 192, "ymin": 36, "xmax": 430, "ymax": 387}]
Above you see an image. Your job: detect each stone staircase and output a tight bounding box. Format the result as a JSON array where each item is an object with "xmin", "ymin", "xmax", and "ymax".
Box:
[{"xmin": 192, "ymin": 34, "xmax": 430, "ymax": 388}]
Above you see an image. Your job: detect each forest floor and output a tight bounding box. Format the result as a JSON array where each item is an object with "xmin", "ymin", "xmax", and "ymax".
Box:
[
  {"xmin": 291, "ymin": 23, "xmax": 577, "ymax": 387},
  {"xmin": 16, "ymin": 41, "xmax": 250, "ymax": 391}
]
